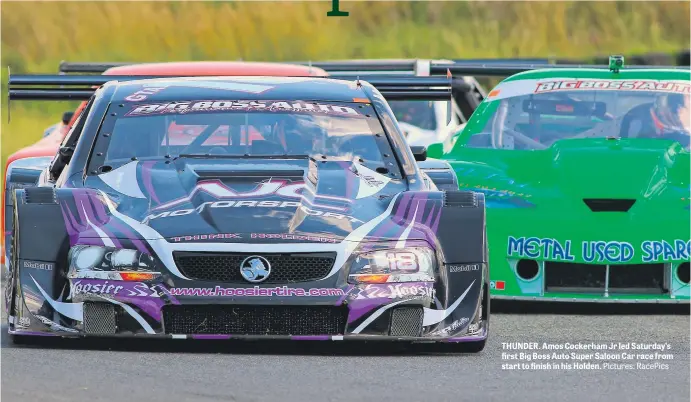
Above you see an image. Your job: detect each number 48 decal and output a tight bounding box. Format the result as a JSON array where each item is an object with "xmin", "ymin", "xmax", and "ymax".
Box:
[{"xmin": 385, "ymin": 252, "xmax": 419, "ymax": 273}]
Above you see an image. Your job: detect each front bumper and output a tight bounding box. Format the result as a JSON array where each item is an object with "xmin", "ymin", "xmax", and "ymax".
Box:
[
  {"xmin": 10, "ymin": 276, "xmax": 486, "ymax": 342},
  {"xmin": 486, "ymin": 208, "xmax": 690, "ymax": 303},
  {"xmin": 7, "ymin": 327, "xmax": 488, "ymax": 344}
]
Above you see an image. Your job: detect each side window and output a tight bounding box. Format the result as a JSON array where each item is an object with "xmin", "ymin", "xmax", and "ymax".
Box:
[
  {"xmin": 49, "ymin": 96, "xmax": 95, "ymax": 181},
  {"xmin": 61, "ymin": 98, "xmax": 93, "ymax": 148}
]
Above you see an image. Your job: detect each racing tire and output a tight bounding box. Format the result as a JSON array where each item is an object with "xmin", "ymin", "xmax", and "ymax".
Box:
[
  {"xmin": 7, "ymin": 223, "xmax": 25, "ymax": 346},
  {"xmin": 6, "ymin": 212, "xmax": 25, "ymax": 346}
]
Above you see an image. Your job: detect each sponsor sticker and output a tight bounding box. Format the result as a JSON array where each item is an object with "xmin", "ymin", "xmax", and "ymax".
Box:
[
  {"xmin": 126, "ymin": 100, "xmax": 363, "ymax": 117},
  {"xmin": 351, "ymin": 283, "xmax": 436, "ymax": 300},
  {"xmin": 449, "ymin": 264, "xmax": 481, "ymax": 273},
  {"xmin": 69, "ymin": 281, "xmax": 165, "ymax": 299},
  {"xmin": 168, "ymin": 286, "xmax": 345, "ymax": 297},
  {"xmin": 34, "ymin": 315, "xmax": 79, "ymax": 333},
  {"xmin": 507, "ymin": 236, "xmax": 691, "ymax": 263},
  {"xmin": 534, "ymin": 80, "xmax": 690, "ymax": 95},
  {"xmin": 490, "ymin": 280, "xmax": 506, "ymax": 290},
  {"xmin": 250, "ymin": 233, "xmax": 338, "ymax": 243},
  {"xmin": 169, "ymin": 233, "xmax": 241, "ymax": 242},
  {"xmin": 146, "ymin": 201, "xmax": 363, "ymax": 224},
  {"xmin": 430, "ymin": 317, "xmax": 470, "ymax": 336},
  {"xmin": 23, "ymin": 260, "xmax": 54, "ymax": 271},
  {"xmin": 150, "ymin": 179, "xmax": 353, "ymax": 214},
  {"xmin": 467, "ymin": 322, "xmax": 482, "ymax": 334}
]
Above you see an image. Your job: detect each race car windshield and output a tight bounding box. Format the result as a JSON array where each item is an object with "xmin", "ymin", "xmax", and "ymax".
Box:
[
  {"xmin": 466, "ymin": 80, "xmax": 690, "ymax": 151},
  {"xmin": 388, "ymin": 100, "xmax": 437, "ymax": 131},
  {"xmin": 100, "ymin": 100, "xmax": 393, "ymax": 166}
]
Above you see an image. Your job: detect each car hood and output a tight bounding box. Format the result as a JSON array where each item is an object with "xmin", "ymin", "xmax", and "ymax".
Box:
[
  {"xmin": 64, "ymin": 158, "xmax": 433, "ymax": 244},
  {"xmin": 445, "ymin": 138, "xmax": 690, "ymax": 210}
]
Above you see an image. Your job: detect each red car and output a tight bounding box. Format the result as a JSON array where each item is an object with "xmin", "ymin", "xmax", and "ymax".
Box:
[{"xmin": 2, "ymin": 61, "xmax": 328, "ymax": 267}]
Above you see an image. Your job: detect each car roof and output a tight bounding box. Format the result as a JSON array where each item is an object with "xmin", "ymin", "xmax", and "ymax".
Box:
[
  {"xmin": 504, "ymin": 68, "xmax": 691, "ymax": 82},
  {"xmin": 107, "ymin": 76, "xmax": 370, "ymax": 103},
  {"xmin": 103, "ymin": 61, "xmax": 329, "ymax": 77}
]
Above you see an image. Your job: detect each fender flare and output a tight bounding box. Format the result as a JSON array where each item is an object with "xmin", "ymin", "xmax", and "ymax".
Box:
[{"xmin": 11, "ymin": 187, "xmax": 70, "ymax": 321}]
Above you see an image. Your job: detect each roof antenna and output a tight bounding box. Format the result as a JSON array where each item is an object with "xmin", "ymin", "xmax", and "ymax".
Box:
[
  {"xmin": 356, "ymin": 75, "xmax": 361, "ymax": 87},
  {"xmin": 308, "ymin": 60, "xmax": 313, "ymax": 75}
]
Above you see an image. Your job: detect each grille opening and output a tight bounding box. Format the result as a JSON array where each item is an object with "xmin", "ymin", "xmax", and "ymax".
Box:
[
  {"xmin": 389, "ymin": 307, "xmax": 424, "ymax": 337},
  {"xmin": 583, "ymin": 199, "xmax": 636, "ymax": 212},
  {"xmin": 83, "ymin": 302, "xmax": 117, "ymax": 335},
  {"xmin": 516, "ymin": 259, "xmax": 539, "ymax": 281},
  {"xmin": 608, "ymin": 264, "xmax": 666, "ymax": 294},
  {"xmin": 173, "ymin": 252, "xmax": 336, "ymax": 283},
  {"xmin": 545, "ymin": 262, "xmax": 606, "ymax": 292},
  {"xmin": 162, "ymin": 305, "xmax": 347, "ymax": 336},
  {"xmin": 677, "ymin": 262, "xmax": 690, "ymax": 284}
]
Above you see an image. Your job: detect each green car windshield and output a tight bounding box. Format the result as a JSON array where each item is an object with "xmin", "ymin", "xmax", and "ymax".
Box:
[{"xmin": 466, "ymin": 81, "xmax": 690, "ymax": 151}]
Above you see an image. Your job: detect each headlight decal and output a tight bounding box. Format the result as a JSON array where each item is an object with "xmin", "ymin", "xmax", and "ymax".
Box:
[
  {"xmin": 68, "ymin": 245, "xmax": 159, "ymax": 279},
  {"xmin": 347, "ymin": 243, "xmax": 437, "ymax": 284}
]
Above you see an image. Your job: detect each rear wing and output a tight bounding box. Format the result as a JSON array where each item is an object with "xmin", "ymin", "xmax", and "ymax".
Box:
[
  {"xmin": 58, "ymin": 49, "xmax": 690, "ymax": 75},
  {"xmin": 59, "ymin": 61, "xmax": 132, "ymax": 74},
  {"xmin": 297, "ymin": 60, "xmax": 690, "ymax": 77},
  {"xmin": 7, "ymin": 73, "xmax": 466, "ymax": 102},
  {"xmin": 55, "ymin": 59, "xmax": 547, "ymax": 75}
]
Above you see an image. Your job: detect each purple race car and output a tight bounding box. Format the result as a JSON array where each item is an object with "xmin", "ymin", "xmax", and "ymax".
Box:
[{"xmin": 5, "ymin": 73, "xmax": 489, "ymax": 352}]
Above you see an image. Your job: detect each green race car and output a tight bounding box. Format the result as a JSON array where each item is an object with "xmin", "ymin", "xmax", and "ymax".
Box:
[{"xmin": 425, "ymin": 57, "xmax": 690, "ymax": 303}]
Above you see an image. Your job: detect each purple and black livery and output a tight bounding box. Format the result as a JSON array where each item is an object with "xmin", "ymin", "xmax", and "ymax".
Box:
[{"xmin": 6, "ymin": 75, "xmax": 489, "ymax": 352}]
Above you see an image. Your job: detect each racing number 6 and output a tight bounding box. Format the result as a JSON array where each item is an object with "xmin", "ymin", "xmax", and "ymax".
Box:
[{"xmin": 327, "ymin": 0, "xmax": 349, "ymax": 16}]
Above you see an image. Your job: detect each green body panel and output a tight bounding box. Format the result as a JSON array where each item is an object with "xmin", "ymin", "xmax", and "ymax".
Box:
[{"xmin": 432, "ymin": 68, "xmax": 691, "ymax": 302}]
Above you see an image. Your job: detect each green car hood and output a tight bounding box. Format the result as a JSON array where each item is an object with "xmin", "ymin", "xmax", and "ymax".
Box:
[{"xmin": 448, "ymin": 138, "xmax": 688, "ymax": 206}]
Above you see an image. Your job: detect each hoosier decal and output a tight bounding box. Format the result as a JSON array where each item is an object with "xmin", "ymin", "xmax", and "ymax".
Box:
[{"xmin": 350, "ymin": 283, "xmax": 436, "ymax": 300}]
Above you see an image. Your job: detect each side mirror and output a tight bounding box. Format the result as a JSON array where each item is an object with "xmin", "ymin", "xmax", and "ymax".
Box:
[
  {"xmin": 426, "ymin": 143, "xmax": 444, "ymax": 159},
  {"xmin": 58, "ymin": 145, "xmax": 75, "ymax": 166},
  {"xmin": 61, "ymin": 111, "xmax": 74, "ymax": 125},
  {"xmin": 410, "ymin": 145, "xmax": 427, "ymax": 162},
  {"xmin": 59, "ymin": 145, "xmax": 74, "ymax": 159}
]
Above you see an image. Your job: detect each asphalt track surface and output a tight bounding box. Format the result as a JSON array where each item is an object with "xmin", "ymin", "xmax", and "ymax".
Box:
[
  {"xmin": 2, "ymin": 300, "xmax": 689, "ymax": 402},
  {"xmin": 2, "ymin": 196, "xmax": 684, "ymax": 401}
]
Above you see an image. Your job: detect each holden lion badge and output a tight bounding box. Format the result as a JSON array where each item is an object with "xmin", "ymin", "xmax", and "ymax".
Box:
[{"xmin": 240, "ymin": 256, "xmax": 271, "ymax": 283}]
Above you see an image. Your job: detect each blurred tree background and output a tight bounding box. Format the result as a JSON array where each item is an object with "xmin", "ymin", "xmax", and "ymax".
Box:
[{"xmin": 1, "ymin": 0, "xmax": 689, "ymax": 163}]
